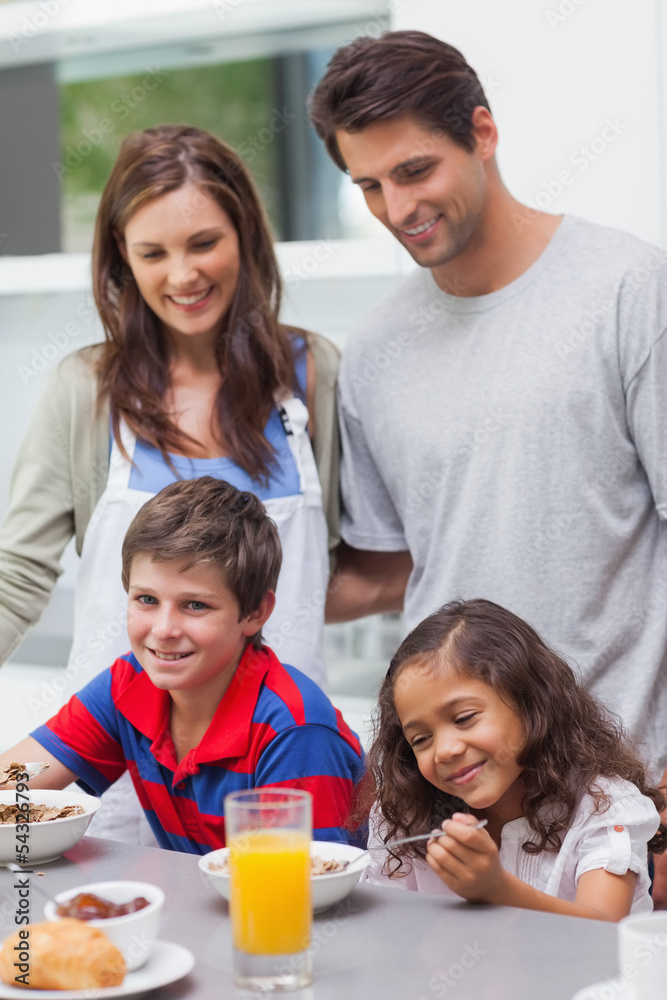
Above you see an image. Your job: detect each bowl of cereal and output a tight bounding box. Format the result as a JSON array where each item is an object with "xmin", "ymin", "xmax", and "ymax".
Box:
[
  {"xmin": 0, "ymin": 788, "xmax": 101, "ymax": 865},
  {"xmin": 199, "ymin": 840, "xmax": 370, "ymax": 913}
]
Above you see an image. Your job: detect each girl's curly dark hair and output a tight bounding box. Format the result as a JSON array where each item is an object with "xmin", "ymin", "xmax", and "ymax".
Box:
[{"xmin": 363, "ymin": 599, "xmax": 666, "ymax": 877}]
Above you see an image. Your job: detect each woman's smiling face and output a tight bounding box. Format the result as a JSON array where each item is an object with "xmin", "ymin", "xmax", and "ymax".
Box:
[
  {"xmin": 120, "ymin": 182, "xmax": 241, "ymax": 351},
  {"xmin": 393, "ymin": 656, "xmax": 527, "ymax": 825}
]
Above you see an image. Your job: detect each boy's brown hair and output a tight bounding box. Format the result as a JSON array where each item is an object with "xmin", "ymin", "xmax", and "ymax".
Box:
[
  {"xmin": 308, "ymin": 30, "xmax": 490, "ymax": 171},
  {"xmin": 121, "ymin": 477, "xmax": 281, "ymax": 648}
]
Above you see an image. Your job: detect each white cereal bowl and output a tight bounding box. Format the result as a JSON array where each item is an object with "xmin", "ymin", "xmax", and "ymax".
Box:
[
  {"xmin": 0, "ymin": 789, "xmax": 101, "ymax": 865},
  {"xmin": 44, "ymin": 880, "xmax": 164, "ymax": 972},
  {"xmin": 199, "ymin": 840, "xmax": 370, "ymax": 914}
]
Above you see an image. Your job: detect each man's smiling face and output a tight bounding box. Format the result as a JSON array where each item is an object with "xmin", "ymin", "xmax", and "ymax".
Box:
[{"xmin": 336, "ymin": 115, "xmax": 491, "ymax": 274}]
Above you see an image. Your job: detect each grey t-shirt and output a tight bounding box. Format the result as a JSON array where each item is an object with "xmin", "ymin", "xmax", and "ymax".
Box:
[{"xmin": 339, "ymin": 215, "xmax": 667, "ymax": 772}]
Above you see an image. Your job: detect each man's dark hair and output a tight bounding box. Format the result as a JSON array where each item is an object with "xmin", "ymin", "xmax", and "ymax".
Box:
[
  {"xmin": 121, "ymin": 477, "xmax": 281, "ymax": 649},
  {"xmin": 308, "ymin": 30, "xmax": 490, "ymax": 171}
]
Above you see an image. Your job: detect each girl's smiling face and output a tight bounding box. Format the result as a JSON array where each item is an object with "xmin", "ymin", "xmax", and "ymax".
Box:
[{"xmin": 393, "ymin": 656, "xmax": 527, "ymax": 825}]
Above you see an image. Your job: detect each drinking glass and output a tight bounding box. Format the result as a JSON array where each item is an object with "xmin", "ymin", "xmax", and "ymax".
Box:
[{"xmin": 225, "ymin": 788, "xmax": 312, "ymax": 992}]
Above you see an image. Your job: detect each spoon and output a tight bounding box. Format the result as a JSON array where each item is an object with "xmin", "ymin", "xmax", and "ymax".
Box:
[
  {"xmin": 0, "ymin": 763, "xmax": 50, "ymax": 785},
  {"xmin": 347, "ymin": 818, "xmax": 489, "ymax": 870}
]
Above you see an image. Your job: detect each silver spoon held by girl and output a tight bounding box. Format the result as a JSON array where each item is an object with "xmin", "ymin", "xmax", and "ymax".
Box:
[
  {"xmin": 379, "ymin": 817, "xmax": 488, "ymax": 851},
  {"xmin": 348, "ymin": 818, "xmax": 489, "ymax": 870}
]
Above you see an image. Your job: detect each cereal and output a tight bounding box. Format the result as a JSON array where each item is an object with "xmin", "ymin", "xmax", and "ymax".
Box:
[
  {"xmin": 209, "ymin": 855, "xmax": 349, "ymax": 876},
  {"xmin": 0, "ymin": 803, "xmax": 84, "ymax": 824}
]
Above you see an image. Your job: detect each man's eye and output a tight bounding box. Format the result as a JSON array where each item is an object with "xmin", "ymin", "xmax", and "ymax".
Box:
[{"xmin": 401, "ymin": 165, "xmax": 430, "ymax": 181}]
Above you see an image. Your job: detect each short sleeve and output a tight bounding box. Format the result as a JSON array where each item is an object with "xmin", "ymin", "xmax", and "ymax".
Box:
[
  {"xmin": 30, "ymin": 668, "xmax": 126, "ymax": 796},
  {"xmin": 625, "ymin": 326, "xmax": 667, "ymax": 519},
  {"xmin": 574, "ymin": 784, "xmax": 660, "ymax": 899},
  {"xmin": 338, "ymin": 364, "xmax": 407, "ymax": 552},
  {"xmin": 254, "ymin": 723, "xmax": 365, "ymax": 846}
]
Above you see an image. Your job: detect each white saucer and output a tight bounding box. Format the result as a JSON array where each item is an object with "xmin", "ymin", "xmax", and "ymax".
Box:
[
  {"xmin": 0, "ymin": 940, "xmax": 194, "ymax": 998},
  {"xmin": 571, "ymin": 977, "xmax": 632, "ymax": 1000}
]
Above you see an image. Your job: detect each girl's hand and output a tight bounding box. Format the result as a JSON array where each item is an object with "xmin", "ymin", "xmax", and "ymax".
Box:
[{"xmin": 426, "ymin": 813, "xmax": 506, "ymax": 903}]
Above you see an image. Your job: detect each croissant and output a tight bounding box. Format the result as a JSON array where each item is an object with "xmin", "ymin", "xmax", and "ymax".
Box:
[{"xmin": 0, "ymin": 919, "xmax": 125, "ymax": 990}]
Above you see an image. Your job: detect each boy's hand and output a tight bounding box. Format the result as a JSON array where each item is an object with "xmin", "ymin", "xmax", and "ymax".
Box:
[{"xmin": 426, "ymin": 813, "xmax": 505, "ymax": 903}]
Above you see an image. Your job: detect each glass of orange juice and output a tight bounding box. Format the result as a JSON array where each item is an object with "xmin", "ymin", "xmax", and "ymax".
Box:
[{"xmin": 225, "ymin": 788, "xmax": 312, "ymax": 991}]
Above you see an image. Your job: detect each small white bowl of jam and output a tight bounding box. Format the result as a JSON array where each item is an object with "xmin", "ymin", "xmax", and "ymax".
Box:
[{"xmin": 44, "ymin": 880, "xmax": 164, "ymax": 971}]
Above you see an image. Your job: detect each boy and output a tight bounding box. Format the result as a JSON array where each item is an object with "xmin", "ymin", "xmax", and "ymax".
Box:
[{"xmin": 0, "ymin": 477, "xmax": 364, "ymax": 852}]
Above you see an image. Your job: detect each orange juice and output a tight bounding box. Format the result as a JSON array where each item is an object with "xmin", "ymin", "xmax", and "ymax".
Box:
[{"xmin": 229, "ymin": 829, "xmax": 311, "ymax": 954}]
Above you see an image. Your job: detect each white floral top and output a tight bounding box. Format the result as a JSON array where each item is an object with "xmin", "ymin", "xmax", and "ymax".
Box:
[{"xmin": 362, "ymin": 777, "xmax": 660, "ymax": 913}]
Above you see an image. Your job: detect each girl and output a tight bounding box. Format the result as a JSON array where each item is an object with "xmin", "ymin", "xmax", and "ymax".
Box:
[
  {"xmin": 363, "ymin": 599, "xmax": 666, "ymax": 920},
  {"xmin": 0, "ymin": 125, "xmax": 338, "ymax": 841}
]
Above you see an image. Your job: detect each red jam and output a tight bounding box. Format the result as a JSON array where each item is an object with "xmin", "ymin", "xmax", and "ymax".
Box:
[{"xmin": 56, "ymin": 892, "xmax": 150, "ymax": 920}]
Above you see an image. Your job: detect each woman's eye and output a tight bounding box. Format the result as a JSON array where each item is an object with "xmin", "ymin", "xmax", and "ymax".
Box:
[
  {"xmin": 194, "ymin": 239, "xmax": 216, "ymax": 251},
  {"xmin": 140, "ymin": 251, "xmax": 163, "ymax": 260}
]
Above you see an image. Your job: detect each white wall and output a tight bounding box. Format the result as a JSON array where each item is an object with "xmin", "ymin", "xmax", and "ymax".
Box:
[{"xmin": 393, "ymin": 0, "xmax": 665, "ymax": 247}]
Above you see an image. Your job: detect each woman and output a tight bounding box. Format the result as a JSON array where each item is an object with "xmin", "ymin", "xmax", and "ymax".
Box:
[{"xmin": 0, "ymin": 125, "xmax": 339, "ymax": 839}]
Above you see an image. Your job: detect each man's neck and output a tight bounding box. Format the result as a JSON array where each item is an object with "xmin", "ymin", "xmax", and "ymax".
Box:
[{"xmin": 432, "ymin": 188, "xmax": 563, "ymax": 298}]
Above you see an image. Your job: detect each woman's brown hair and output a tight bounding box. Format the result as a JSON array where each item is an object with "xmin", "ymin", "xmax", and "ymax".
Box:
[
  {"xmin": 308, "ymin": 30, "xmax": 490, "ymax": 171},
  {"xmin": 366, "ymin": 599, "xmax": 666, "ymax": 877},
  {"xmin": 93, "ymin": 124, "xmax": 296, "ymax": 482}
]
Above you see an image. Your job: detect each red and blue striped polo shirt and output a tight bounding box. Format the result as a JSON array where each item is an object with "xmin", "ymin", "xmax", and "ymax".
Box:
[{"xmin": 31, "ymin": 644, "xmax": 365, "ymax": 854}]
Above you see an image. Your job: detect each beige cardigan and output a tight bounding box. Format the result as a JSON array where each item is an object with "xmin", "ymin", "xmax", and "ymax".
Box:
[{"xmin": 0, "ymin": 334, "xmax": 340, "ymax": 664}]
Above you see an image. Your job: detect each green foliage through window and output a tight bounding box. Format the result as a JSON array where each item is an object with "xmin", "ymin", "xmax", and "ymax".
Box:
[{"xmin": 59, "ymin": 60, "xmax": 280, "ymax": 251}]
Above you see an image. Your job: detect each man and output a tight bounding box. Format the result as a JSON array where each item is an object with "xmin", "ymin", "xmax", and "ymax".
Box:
[{"xmin": 309, "ymin": 28, "xmax": 667, "ymax": 890}]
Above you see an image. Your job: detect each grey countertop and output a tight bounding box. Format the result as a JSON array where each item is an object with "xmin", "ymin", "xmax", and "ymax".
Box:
[{"xmin": 3, "ymin": 836, "xmax": 620, "ymax": 999}]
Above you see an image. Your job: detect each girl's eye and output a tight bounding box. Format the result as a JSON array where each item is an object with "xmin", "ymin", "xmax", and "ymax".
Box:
[
  {"xmin": 193, "ymin": 239, "xmax": 216, "ymax": 251},
  {"xmin": 410, "ymin": 735, "xmax": 429, "ymax": 749},
  {"xmin": 455, "ymin": 713, "xmax": 476, "ymax": 726},
  {"xmin": 140, "ymin": 250, "xmax": 163, "ymax": 260}
]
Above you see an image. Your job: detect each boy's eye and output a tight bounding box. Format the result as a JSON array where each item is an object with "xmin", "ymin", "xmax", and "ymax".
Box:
[
  {"xmin": 137, "ymin": 594, "xmax": 158, "ymax": 605},
  {"xmin": 187, "ymin": 600, "xmax": 208, "ymax": 611}
]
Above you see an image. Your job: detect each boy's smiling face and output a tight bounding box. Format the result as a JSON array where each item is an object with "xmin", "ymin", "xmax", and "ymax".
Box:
[{"xmin": 127, "ymin": 553, "xmax": 274, "ymax": 701}]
